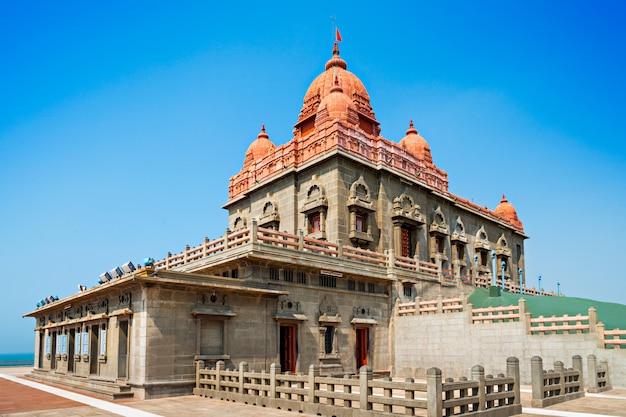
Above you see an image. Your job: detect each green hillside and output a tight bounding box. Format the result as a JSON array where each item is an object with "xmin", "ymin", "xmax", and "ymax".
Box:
[{"xmin": 469, "ymin": 287, "xmax": 626, "ymax": 330}]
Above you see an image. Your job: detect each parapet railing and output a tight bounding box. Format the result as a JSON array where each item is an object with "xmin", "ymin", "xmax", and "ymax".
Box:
[
  {"xmin": 397, "ymin": 295, "xmax": 465, "ymax": 316},
  {"xmin": 530, "ymin": 355, "xmax": 584, "ymax": 408},
  {"xmin": 472, "ymin": 305, "xmax": 520, "ymax": 323},
  {"xmin": 397, "ymin": 297, "xmax": 625, "ymax": 349},
  {"xmin": 194, "ymin": 359, "xmax": 521, "ymax": 417},
  {"xmin": 474, "ymin": 275, "xmax": 557, "ymax": 297},
  {"xmin": 152, "ymin": 220, "xmax": 561, "ymax": 293}
]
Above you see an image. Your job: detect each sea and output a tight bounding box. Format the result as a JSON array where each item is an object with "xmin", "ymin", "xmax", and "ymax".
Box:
[{"xmin": 0, "ymin": 353, "xmax": 34, "ymax": 367}]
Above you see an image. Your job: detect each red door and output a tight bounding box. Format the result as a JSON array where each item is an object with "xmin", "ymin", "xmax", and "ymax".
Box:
[
  {"xmin": 355, "ymin": 327, "xmax": 369, "ymax": 368},
  {"xmin": 280, "ymin": 324, "xmax": 297, "ymax": 373}
]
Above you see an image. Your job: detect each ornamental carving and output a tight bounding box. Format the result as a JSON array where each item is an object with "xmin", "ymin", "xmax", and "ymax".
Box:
[
  {"xmin": 391, "ymin": 193, "xmax": 425, "ymax": 225},
  {"xmin": 198, "ymin": 292, "xmax": 226, "ymax": 306}
]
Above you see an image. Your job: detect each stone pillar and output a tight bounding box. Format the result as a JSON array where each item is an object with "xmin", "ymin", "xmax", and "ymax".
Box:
[
  {"xmin": 405, "ymin": 377, "xmax": 415, "ymax": 417},
  {"xmin": 224, "ymin": 228, "xmax": 231, "ymax": 249},
  {"xmin": 572, "ymin": 355, "xmax": 583, "ymax": 392},
  {"xmin": 239, "ymin": 362, "xmax": 249, "ymax": 394},
  {"xmin": 337, "ymin": 238, "xmax": 343, "ymax": 258},
  {"xmin": 270, "ymin": 363, "xmax": 280, "ymax": 398},
  {"xmin": 596, "ymin": 323, "xmax": 606, "ymax": 348},
  {"xmin": 507, "ymin": 357, "xmax": 521, "ymax": 405},
  {"xmin": 437, "ymin": 294, "xmax": 443, "ymax": 314},
  {"xmin": 471, "ymin": 365, "xmax": 485, "ymax": 411},
  {"xmin": 554, "ymin": 361, "xmax": 565, "ymax": 396},
  {"xmin": 587, "ymin": 354, "xmax": 598, "ymax": 392},
  {"xmin": 308, "ymin": 364, "xmax": 319, "ymax": 403},
  {"xmin": 251, "ymin": 219, "xmax": 258, "ymax": 244},
  {"xmin": 588, "ymin": 307, "xmax": 598, "ymax": 333},
  {"xmin": 196, "ymin": 360, "xmax": 205, "ymax": 389},
  {"xmin": 216, "ymin": 360, "xmax": 225, "ymax": 392},
  {"xmin": 203, "ymin": 237, "xmax": 209, "ymax": 257},
  {"xmin": 298, "ymin": 229, "xmax": 304, "ymax": 251},
  {"xmin": 426, "ymin": 367, "xmax": 442, "ymax": 417},
  {"xmin": 359, "ymin": 365, "xmax": 373, "ymax": 410},
  {"xmin": 531, "ymin": 356, "xmax": 544, "ymax": 403}
]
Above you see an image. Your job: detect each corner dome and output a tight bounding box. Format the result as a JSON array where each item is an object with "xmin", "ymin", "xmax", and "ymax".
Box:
[
  {"xmin": 494, "ymin": 194, "xmax": 523, "ymax": 230},
  {"xmin": 399, "ymin": 121, "xmax": 432, "ymax": 164},
  {"xmin": 296, "ymin": 43, "xmax": 375, "ymax": 124},
  {"xmin": 244, "ymin": 125, "xmax": 275, "ymax": 166}
]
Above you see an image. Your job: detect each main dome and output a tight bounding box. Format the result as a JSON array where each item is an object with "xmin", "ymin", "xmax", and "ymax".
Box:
[
  {"xmin": 494, "ymin": 194, "xmax": 523, "ymax": 230},
  {"xmin": 296, "ymin": 43, "xmax": 375, "ymax": 124}
]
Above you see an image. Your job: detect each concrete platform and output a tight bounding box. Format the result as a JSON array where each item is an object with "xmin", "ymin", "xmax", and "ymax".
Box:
[{"xmin": 2, "ymin": 367, "xmax": 625, "ymax": 417}]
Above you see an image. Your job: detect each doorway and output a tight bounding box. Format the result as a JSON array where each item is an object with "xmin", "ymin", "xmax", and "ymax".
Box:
[
  {"xmin": 279, "ymin": 324, "xmax": 297, "ymax": 373},
  {"xmin": 68, "ymin": 329, "xmax": 75, "ymax": 373},
  {"xmin": 355, "ymin": 327, "xmax": 369, "ymax": 368},
  {"xmin": 118, "ymin": 321, "xmax": 129, "ymax": 378}
]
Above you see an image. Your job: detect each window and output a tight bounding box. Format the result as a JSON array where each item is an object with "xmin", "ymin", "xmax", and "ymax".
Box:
[
  {"xmin": 435, "ymin": 236, "xmax": 443, "ymax": 253},
  {"xmin": 231, "ymin": 269, "xmax": 238, "ymax": 278},
  {"xmin": 296, "ymin": 272, "xmax": 307, "ymax": 284},
  {"xmin": 455, "ymin": 244, "xmax": 465, "ymax": 261},
  {"xmin": 45, "ymin": 335, "xmax": 51, "ymax": 355},
  {"xmin": 480, "ymin": 251, "xmax": 488, "ymax": 266},
  {"xmin": 99, "ymin": 326, "xmax": 107, "ymax": 356},
  {"xmin": 309, "ymin": 212, "xmax": 321, "ymax": 233},
  {"xmin": 200, "ymin": 319, "xmax": 224, "ymax": 356},
  {"xmin": 403, "ymin": 285, "xmax": 412, "ymax": 297},
  {"xmin": 319, "ymin": 274, "xmax": 337, "ymax": 288},
  {"xmin": 56, "ymin": 334, "xmax": 62, "ymax": 355},
  {"xmin": 61, "ymin": 334, "xmax": 67, "ymax": 355},
  {"xmin": 355, "ymin": 213, "xmax": 365, "ymax": 232},
  {"xmin": 401, "ymin": 227, "xmax": 414, "ymax": 257},
  {"xmin": 348, "ymin": 279, "xmax": 356, "ymax": 291},
  {"xmin": 81, "ymin": 332, "xmax": 89, "ymax": 355},
  {"xmin": 284, "ymin": 269, "xmax": 293, "ymax": 282},
  {"xmin": 358, "ymin": 281, "xmax": 365, "ymax": 292},
  {"xmin": 269, "ymin": 267, "xmax": 279, "ymax": 281},
  {"xmin": 324, "ymin": 326, "xmax": 334, "ymax": 354},
  {"xmin": 75, "ymin": 331, "xmax": 81, "ymax": 356},
  {"xmin": 367, "ymin": 283, "xmax": 375, "ymax": 293}
]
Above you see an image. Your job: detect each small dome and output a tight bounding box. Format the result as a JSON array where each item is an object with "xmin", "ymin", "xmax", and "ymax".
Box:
[
  {"xmin": 399, "ymin": 121, "xmax": 432, "ymax": 164},
  {"xmin": 494, "ymin": 194, "xmax": 523, "ymax": 230},
  {"xmin": 244, "ymin": 125, "xmax": 276, "ymax": 165},
  {"xmin": 317, "ymin": 76, "xmax": 357, "ymax": 120}
]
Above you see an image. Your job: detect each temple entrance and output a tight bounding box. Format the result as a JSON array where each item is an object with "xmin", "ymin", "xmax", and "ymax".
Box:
[
  {"xmin": 355, "ymin": 327, "xmax": 368, "ymax": 368},
  {"xmin": 118, "ymin": 320, "xmax": 129, "ymax": 378},
  {"xmin": 279, "ymin": 324, "xmax": 297, "ymax": 373}
]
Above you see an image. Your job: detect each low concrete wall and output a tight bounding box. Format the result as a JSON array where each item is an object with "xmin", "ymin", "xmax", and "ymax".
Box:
[{"xmin": 392, "ymin": 308, "xmax": 626, "ymax": 388}]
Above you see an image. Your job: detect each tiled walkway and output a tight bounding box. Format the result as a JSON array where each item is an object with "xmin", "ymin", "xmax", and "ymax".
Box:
[{"xmin": 1, "ymin": 368, "xmax": 625, "ymax": 417}]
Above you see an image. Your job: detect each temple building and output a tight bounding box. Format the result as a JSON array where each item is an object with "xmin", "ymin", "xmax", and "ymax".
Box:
[{"xmin": 24, "ymin": 42, "xmax": 527, "ymax": 399}]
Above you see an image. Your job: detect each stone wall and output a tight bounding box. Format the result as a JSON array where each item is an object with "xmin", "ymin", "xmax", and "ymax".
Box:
[{"xmin": 393, "ymin": 308, "xmax": 626, "ymax": 388}]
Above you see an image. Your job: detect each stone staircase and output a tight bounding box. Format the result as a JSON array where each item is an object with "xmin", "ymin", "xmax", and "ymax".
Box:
[{"xmin": 26, "ymin": 370, "xmax": 134, "ymax": 400}]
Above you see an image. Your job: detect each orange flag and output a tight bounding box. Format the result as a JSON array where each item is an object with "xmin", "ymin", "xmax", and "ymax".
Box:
[{"xmin": 335, "ymin": 27, "xmax": 342, "ymax": 42}]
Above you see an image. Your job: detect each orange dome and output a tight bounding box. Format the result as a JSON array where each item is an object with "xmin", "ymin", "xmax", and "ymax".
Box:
[
  {"xmin": 244, "ymin": 125, "xmax": 275, "ymax": 165},
  {"xmin": 399, "ymin": 121, "xmax": 432, "ymax": 164},
  {"xmin": 317, "ymin": 76, "xmax": 357, "ymax": 120},
  {"xmin": 494, "ymin": 194, "xmax": 523, "ymax": 230},
  {"xmin": 297, "ymin": 43, "xmax": 374, "ymax": 123}
]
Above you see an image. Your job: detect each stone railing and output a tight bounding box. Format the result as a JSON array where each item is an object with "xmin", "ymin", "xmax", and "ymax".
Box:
[
  {"xmin": 397, "ymin": 297, "xmax": 626, "ymax": 350},
  {"xmin": 397, "ymin": 295, "xmax": 465, "ymax": 316},
  {"xmin": 194, "ymin": 359, "xmax": 521, "ymax": 417},
  {"xmin": 587, "ymin": 354, "xmax": 611, "ymax": 393},
  {"xmin": 530, "ymin": 355, "xmax": 584, "ymax": 407},
  {"xmin": 602, "ymin": 327, "xmax": 626, "ymax": 349}
]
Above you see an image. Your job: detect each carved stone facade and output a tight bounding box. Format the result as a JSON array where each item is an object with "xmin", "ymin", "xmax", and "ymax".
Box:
[{"xmin": 25, "ymin": 42, "xmax": 527, "ymax": 399}]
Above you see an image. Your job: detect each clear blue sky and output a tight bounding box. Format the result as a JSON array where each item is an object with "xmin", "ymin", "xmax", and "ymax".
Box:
[{"xmin": 1, "ymin": 1, "xmax": 625, "ymax": 354}]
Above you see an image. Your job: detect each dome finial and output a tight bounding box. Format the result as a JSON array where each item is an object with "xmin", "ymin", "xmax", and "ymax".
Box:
[{"xmin": 406, "ymin": 120, "xmax": 418, "ymax": 135}]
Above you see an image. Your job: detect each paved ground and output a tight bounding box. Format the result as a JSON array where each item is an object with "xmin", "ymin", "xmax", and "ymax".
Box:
[{"xmin": 1, "ymin": 367, "xmax": 625, "ymax": 417}]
